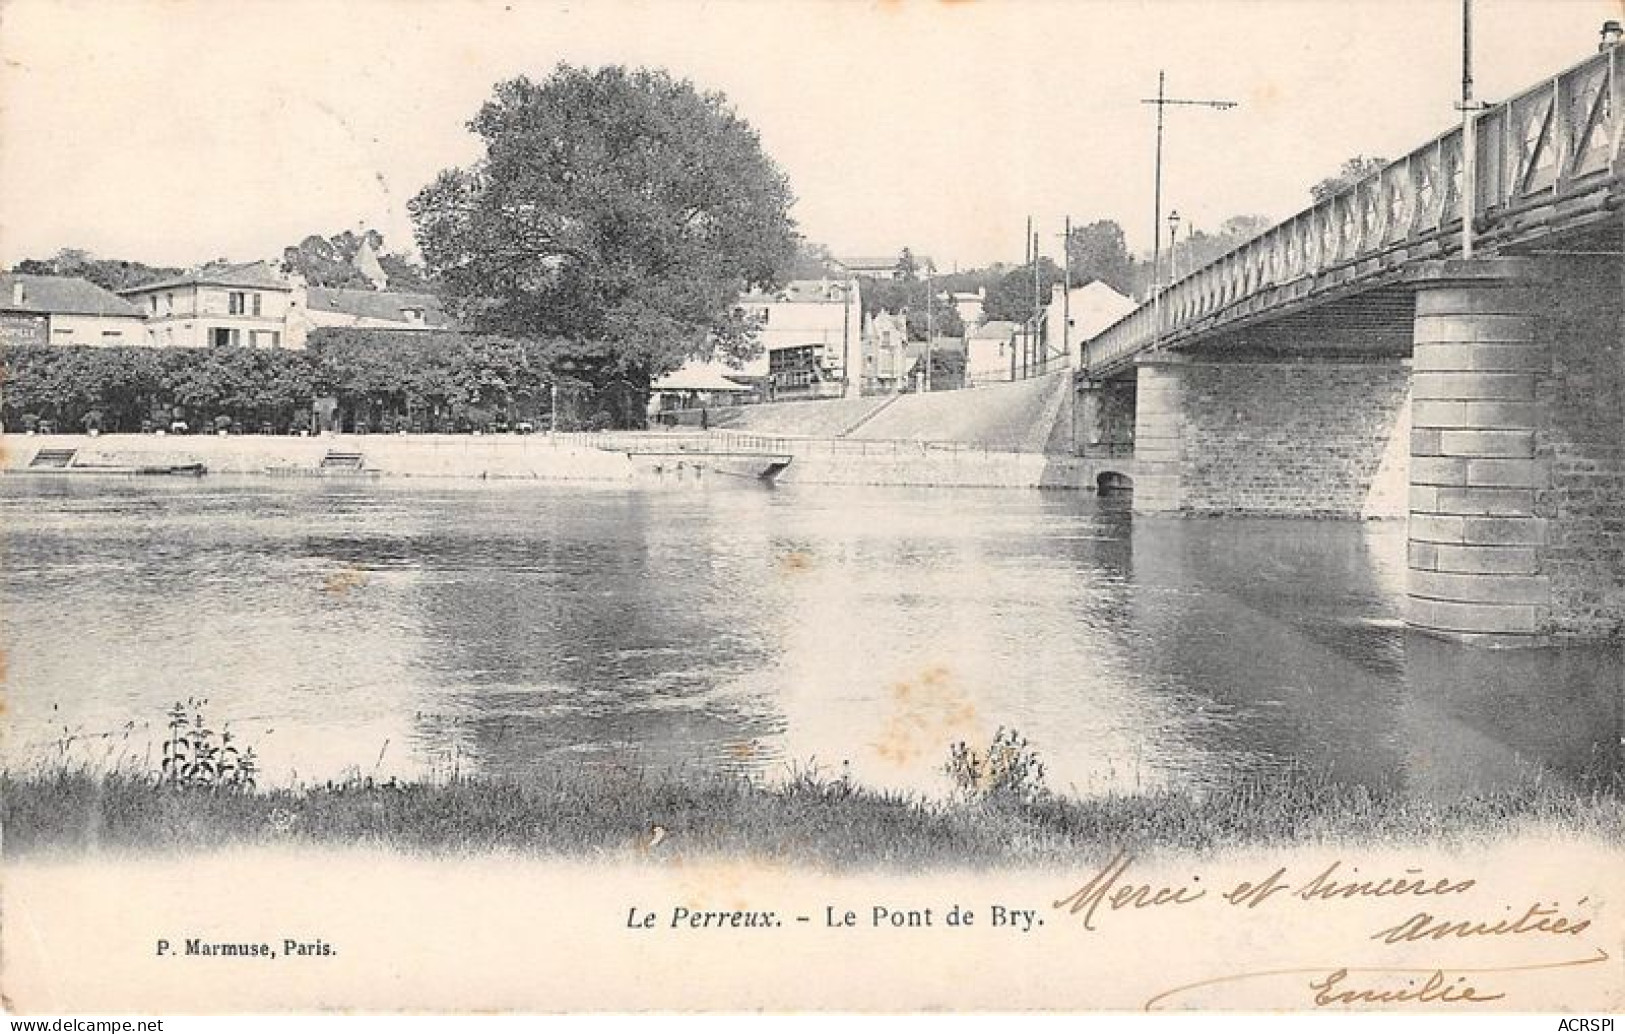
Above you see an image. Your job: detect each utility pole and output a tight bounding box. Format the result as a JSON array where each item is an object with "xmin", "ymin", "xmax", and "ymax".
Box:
[
  {"xmin": 1021, "ymin": 218, "xmax": 1031, "ymax": 379},
  {"xmin": 925, "ymin": 266, "xmax": 934, "ymax": 393},
  {"xmin": 841, "ymin": 277, "xmax": 853, "ymax": 397},
  {"xmin": 1459, "ymin": 0, "xmax": 1479, "ymax": 259},
  {"xmin": 1031, "ymin": 228, "xmax": 1042, "ymax": 373},
  {"xmin": 1062, "ymin": 216, "xmax": 1072, "ymax": 368},
  {"xmin": 1142, "ymin": 72, "xmax": 1237, "ymax": 346}
]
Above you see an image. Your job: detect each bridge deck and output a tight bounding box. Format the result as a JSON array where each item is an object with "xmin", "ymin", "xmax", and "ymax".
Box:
[{"xmin": 1085, "ymin": 45, "xmax": 1625, "ymax": 378}]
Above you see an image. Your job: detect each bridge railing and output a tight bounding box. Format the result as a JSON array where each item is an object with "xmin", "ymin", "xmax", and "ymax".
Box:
[
  {"xmin": 1085, "ymin": 44, "xmax": 1623, "ymax": 376},
  {"xmin": 547, "ymin": 429, "xmax": 1009, "ymax": 457}
]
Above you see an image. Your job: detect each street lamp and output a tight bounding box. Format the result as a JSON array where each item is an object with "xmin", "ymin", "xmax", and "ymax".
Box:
[{"xmin": 1166, "ymin": 210, "xmax": 1182, "ymax": 284}]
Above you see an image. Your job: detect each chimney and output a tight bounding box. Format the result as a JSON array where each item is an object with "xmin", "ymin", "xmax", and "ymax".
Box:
[{"xmin": 1602, "ymin": 20, "xmax": 1623, "ymax": 51}]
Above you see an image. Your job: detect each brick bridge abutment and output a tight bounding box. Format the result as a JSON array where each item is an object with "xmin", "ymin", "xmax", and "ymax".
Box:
[{"xmin": 1119, "ymin": 255, "xmax": 1623, "ymax": 643}]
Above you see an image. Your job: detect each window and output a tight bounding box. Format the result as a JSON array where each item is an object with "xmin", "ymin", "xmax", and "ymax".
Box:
[
  {"xmin": 229, "ymin": 292, "xmax": 246, "ymax": 315},
  {"xmin": 252, "ymin": 293, "xmax": 262, "ymax": 317},
  {"xmin": 211, "ymin": 327, "xmax": 241, "ymax": 347},
  {"xmin": 164, "ymin": 292, "xmax": 174, "ymax": 315},
  {"xmin": 102, "ymin": 330, "xmax": 122, "ymax": 340},
  {"xmin": 149, "ymin": 296, "xmax": 157, "ymax": 314}
]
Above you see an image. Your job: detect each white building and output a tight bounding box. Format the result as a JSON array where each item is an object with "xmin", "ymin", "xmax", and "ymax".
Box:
[
  {"xmin": 1043, "ymin": 280, "xmax": 1137, "ymax": 367},
  {"xmin": 119, "ymin": 261, "xmax": 297, "ymax": 349},
  {"xmin": 734, "ymin": 278, "xmax": 862, "ymax": 398},
  {"xmin": 949, "ymin": 289, "xmax": 985, "ymax": 327},
  {"xmin": 964, "ymin": 320, "xmax": 1022, "ymax": 386},
  {"xmin": 293, "ymin": 284, "xmax": 457, "ymax": 334},
  {"xmin": 0, "ymin": 274, "xmax": 151, "ymax": 348}
]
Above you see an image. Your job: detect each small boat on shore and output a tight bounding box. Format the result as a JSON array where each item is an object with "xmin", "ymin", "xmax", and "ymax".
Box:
[
  {"xmin": 16, "ymin": 462, "xmax": 208, "ymax": 477},
  {"xmin": 133, "ymin": 462, "xmax": 207, "ymax": 476}
]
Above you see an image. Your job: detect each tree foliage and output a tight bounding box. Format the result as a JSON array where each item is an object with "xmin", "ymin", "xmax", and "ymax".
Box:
[
  {"xmin": 410, "ymin": 64, "xmax": 798, "ymax": 399},
  {"xmin": 1310, "ymin": 155, "xmax": 1389, "ymax": 203},
  {"xmin": 1159, "ymin": 213, "xmax": 1275, "ymax": 285},
  {"xmin": 1063, "ymin": 220, "xmax": 1135, "ymax": 295},
  {"xmin": 281, "ymin": 229, "xmax": 433, "ymax": 291},
  {"xmin": 981, "ymin": 258, "xmax": 1065, "ymax": 325},
  {"xmin": 0, "ymin": 345, "xmax": 313, "ymax": 432},
  {"xmin": 12, "ymin": 249, "xmax": 182, "ymax": 293},
  {"xmin": 858, "ymin": 276, "xmax": 965, "ymax": 341},
  {"xmin": 0, "ymin": 334, "xmax": 622, "ymax": 434},
  {"xmin": 894, "ymin": 248, "xmax": 921, "ymax": 282},
  {"xmin": 784, "ymin": 237, "xmax": 837, "ymax": 279}
]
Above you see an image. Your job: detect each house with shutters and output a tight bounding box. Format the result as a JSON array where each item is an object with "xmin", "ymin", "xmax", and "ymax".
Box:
[{"xmin": 119, "ymin": 261, "xmax": 295, "ymax": 349}]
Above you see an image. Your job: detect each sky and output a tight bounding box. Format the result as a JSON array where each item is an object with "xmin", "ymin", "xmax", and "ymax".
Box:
[{"xmin": 0, "ymin": 0, "xmax": 1618, "ymax": 273}]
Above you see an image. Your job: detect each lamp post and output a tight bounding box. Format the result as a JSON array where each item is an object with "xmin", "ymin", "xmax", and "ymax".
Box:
[{"xmin": 1166, "ymin": 210, "xmax": 1182, "ymax": 284}]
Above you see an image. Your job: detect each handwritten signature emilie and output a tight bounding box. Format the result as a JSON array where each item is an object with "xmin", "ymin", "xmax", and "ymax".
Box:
[{"xmin": 1051, "ymin": 851, "xmax": 1604, "ymax": 1009}]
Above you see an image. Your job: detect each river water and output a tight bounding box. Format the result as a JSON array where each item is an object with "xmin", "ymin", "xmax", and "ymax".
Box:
[{"xmin": 3, "ymin": 475, "xmax": 1619, "ymax": 800}]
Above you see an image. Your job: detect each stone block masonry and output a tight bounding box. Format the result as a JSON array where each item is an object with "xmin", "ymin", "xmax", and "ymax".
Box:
[
  {"xmin": 1405, "ymin": 257, "xmax": 1624, "ymax": 642},
  {"xmin": 1131, "ymin": 355, "xmax": 1411, "ymax": 517}
]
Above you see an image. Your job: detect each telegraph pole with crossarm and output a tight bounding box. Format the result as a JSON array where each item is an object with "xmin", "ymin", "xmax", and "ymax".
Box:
[{"xmin": 1142, "ymin": 72, "xmax": 1237, "ymax": 343}]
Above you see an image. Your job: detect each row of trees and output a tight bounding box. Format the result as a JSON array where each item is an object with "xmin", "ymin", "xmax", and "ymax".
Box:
[
  {"xmin": 17, "ymin": 229, "xmax": 435, "ymax": 297},
  {"xmin": 15, "ymin": 56, "xmax": 1388, "ymax": 415},
  {"xmin": 0, "ymin": 332, "xmax": 631, "ymax": 435},
  {"xmin": 842, "ymin": 152, "xmax": 1385, "ymax": 335},
  {"xmin": 854, "ymin": 214, "xmax": 1274, "ymax": 333}
]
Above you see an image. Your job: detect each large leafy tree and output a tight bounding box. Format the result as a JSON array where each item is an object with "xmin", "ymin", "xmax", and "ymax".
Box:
[
  {"xmin": 982, "ymin": 258, "xmax": 1065, "ymax": 325},
  {"xmin": 1064, "ymin": 220, "xmax": 1134, "ymax": 295},
  {"xmin": 410, "ymin": 65, "xmax": 797, "ymax": 407}
]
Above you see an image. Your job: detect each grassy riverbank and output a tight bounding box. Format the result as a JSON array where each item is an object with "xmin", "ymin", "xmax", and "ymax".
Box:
[{"xmin": 6, "ymin": 761, "xmax": 1623, "ymax": 866}]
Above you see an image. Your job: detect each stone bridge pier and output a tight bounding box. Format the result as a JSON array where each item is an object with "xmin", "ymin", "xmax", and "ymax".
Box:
[
  {"xmin": 1404, "ymin": 257, "xmax": 1622, "ymax": 643},
  {"xmin": 1122, "ymin": 255, "xmax": 1623, "ymax": 643},
  {"xmin": 1074, "ymin": 375, "xmax": 1137, "ymax": 488}
]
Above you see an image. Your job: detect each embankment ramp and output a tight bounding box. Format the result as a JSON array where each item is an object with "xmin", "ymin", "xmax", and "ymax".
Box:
[{"xmin": 681, "ymin": 371, "xmax": 1075, "ymax": 453}]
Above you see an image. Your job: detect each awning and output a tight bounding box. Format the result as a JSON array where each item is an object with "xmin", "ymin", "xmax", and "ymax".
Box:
[{"xmin": 652, "ymin": 363, "xmax": 756, "ymax": 393}]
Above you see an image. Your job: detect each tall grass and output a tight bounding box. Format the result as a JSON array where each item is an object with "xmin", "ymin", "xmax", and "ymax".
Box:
[{"xmin": 5, "ymin": 714, "xmax": 1622, "ymax": 866}]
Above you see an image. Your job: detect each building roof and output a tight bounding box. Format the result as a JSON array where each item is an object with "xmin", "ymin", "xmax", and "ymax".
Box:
[
  {"xmin": 968, "ymin": 320, "xmax": 1021, "ymax": 340},
  {"xmin": 0, "ymin": 273, "xmax": 143, "ymax": 317},
  {"xmin": 868, "ymin": 312, "xmax": 908, "ymax": 334},
  {"xmin": 904, "ymin": 336, "xmax": 965, "ymax": 360},
  {"xmin": 834, "ymin": 255, "xmax": 935, "ymax": 275},
  {"xmin": 834, "ymin": 255, "xmax": 897, "ymax": 270},
  {"xmin": 739, "ymin": 279, "xmax": 854, "ymax": 304},
  {"xmin": 120, "ymin": 260, "xmax": 290, "ymax": 295},
  {"xmin": 305, "ymin": 286, "xmax": 457, "ymax": 328}
]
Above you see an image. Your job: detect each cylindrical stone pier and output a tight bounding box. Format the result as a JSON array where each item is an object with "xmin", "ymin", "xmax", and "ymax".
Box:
[{"xmin": 1405, "ymin": 259, "xmax": 1550, "ymax": 642}]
